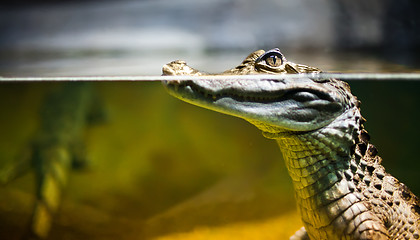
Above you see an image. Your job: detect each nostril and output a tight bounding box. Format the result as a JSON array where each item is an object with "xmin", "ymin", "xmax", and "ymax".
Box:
[{"xmin": 172, "ymin": 60, "xmax": 187, "ymax": 64}]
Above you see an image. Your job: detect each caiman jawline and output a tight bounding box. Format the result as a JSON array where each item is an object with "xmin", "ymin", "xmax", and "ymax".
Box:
[{"xmin": 168, "ymin": 80, "xmax": 333, "ymax": 104}]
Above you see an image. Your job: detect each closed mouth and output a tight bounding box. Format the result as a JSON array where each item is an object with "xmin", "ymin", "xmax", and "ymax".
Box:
[{"xmin": 165, "ymin": 79, "xmax": 333, "ymax": 104}]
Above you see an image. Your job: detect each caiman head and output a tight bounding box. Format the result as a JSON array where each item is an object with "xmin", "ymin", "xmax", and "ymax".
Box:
[{"xmin": 162, "ymin": 48, "xmax": 358, "ymax": 135}]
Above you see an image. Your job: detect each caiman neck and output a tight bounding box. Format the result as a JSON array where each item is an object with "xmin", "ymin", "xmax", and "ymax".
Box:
[
  {"xmin": 273, "ymin": 107, "xmax": 360, "ymax": 199},
  {"xmin": 266, "ymin": 107, "xmax": 365, "ymax": 236}
]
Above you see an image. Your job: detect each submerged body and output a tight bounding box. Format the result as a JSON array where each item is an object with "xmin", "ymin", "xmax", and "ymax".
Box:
[
  {"xmin": 1, "ymin": 82, "xmax": 104, "ymax": 239},
  {"xmin": 162, "ymin": 49, "xmax": 420, "ymax": 239}
]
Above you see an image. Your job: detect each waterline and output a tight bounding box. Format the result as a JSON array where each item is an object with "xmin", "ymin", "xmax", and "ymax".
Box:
[{"xmin": 1, "ymin": 73, "xmax": 420, "ymax": 82}]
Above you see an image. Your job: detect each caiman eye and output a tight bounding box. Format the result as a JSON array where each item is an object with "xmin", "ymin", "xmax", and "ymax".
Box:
[
  {"xmin": 264, "ymin": 53, "xmax": 282, "ymax": 67},
  {"xmin": 257, "ymin": 49, "xmax": 285, "ymax": 68}
]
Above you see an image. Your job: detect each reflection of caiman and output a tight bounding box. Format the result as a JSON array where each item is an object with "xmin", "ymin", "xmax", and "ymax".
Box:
[
  {"xmin": 1, "ymin": 82, "xmax": 104, "ymax": 239},
  {"xmin": 162, "ymin": 49, "xmax": 420, "ymax": 239}
]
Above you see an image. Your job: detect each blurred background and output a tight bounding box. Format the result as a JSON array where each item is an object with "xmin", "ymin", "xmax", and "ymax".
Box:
[
  {"xmin": 0, "ymin": 0, "xmax": 419, "ymax": 239},
  {"xmin": 1, "ymin": 0, "xmax": 420, "ymax": 75}
]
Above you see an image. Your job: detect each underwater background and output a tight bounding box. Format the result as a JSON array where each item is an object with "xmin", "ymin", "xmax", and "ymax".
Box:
[{"xmin": 0, "ymin": 0, "xmax": 419, "ymax": 239}]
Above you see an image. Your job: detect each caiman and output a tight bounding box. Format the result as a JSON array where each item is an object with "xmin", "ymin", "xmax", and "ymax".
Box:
[
  {"xmin": 1, "ymin": 82, "xmax": 104, "ymax": 239},
  {"xmin": 162, "ymin": 48, "xmax": 420, "ymax": 239}
]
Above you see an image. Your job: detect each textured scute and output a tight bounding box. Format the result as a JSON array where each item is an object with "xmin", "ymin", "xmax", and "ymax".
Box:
[
  {"xmin": 352, "ymin": 128, "xmax": 420, "ymax": 239},
  {"xmin": 358, "ymin": 229, "xmax": 389, "ymax": 240},
  {"xmin": 277, "ymin": 104, "xmax": 420, "ymax": 239}
]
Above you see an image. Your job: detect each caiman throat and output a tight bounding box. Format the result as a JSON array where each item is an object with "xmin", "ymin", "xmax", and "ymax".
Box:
[{"xmin": 162, "ymin": 48, "xmax": 420, "ymax": 240}]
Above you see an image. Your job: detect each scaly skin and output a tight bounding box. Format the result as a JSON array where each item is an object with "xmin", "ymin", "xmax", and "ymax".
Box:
[{"xmin": 162, "ymin": 49, "xmax": 420, "ymax": 239}]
